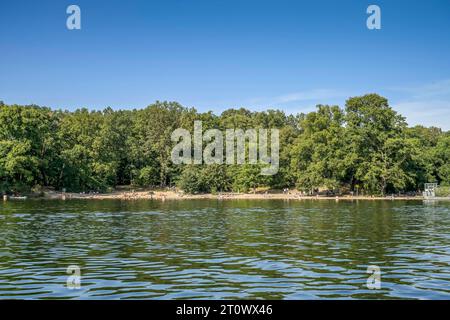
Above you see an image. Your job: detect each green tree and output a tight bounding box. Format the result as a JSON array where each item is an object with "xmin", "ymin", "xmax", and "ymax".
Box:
[
  {"xmin": 345, "ymin": 94, "xmax": 410, "ymax": 195},
  {"xmin": 290, "ymin": 105, "xmax": 347, "ymax": 193}
]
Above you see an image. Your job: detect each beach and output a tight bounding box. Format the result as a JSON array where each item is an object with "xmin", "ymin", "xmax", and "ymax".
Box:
[{"xmin": 40, "ymin": 189, "xmax": 424, "ymax": 201}]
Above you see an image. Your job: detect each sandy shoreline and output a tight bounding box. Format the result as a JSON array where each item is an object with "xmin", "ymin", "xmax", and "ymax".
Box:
[{"xmin": 41, "ymin": 190, "xmax": 425, "ymax": 201}]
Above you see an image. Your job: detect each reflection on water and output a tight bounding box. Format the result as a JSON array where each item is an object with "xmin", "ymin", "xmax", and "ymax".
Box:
[{"xmin": 0, "ymin": 199, "xmax": 449, "ymax": 299}]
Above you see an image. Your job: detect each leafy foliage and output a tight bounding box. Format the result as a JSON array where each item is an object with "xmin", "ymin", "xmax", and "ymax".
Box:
[{"xmin": 0, "ymin": 95, "xmax": 447, "ymax": 195}]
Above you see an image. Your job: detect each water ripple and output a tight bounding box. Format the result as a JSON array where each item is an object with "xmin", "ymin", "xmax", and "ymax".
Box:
[{"xmin": 0, "ymin": 199, "xmax": 449, "ymax": 299}]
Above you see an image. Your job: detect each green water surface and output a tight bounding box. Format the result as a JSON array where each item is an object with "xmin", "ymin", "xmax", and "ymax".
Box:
[{"xmin": 0, "ymin": 199, "xmax": 449, "ymax": 299}]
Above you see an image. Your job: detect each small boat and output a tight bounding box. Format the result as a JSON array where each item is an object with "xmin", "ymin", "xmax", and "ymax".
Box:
[{"xmin": 9, "ymin": 196, "xmax": 28, "ymax": 200}]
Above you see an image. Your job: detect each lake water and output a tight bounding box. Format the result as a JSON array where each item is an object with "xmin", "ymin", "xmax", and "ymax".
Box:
[{"xmin": 0, "ymin": 199, "xmax": 449, "ymax": 299}]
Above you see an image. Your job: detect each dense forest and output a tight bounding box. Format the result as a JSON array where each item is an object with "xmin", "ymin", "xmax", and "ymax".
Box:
[{"xmin": 0, "ymin": 94, "xmax": 449, "ymax": 195}]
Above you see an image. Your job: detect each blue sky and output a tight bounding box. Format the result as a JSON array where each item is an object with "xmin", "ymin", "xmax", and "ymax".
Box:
[{"xmin": 1, "ymin": 0, "xmax": 449, "ymax": 129}]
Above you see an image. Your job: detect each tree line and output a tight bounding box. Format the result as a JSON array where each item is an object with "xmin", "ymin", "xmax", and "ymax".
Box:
[{"xmin": 0, "ymin": 94, "xmax": 448, "ymax": 195}]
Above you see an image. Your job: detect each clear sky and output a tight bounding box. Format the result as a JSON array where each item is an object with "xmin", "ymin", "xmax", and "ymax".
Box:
[{"xmin": 1, "ymin": 0, "xmax": 449, "ymax": 129}]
